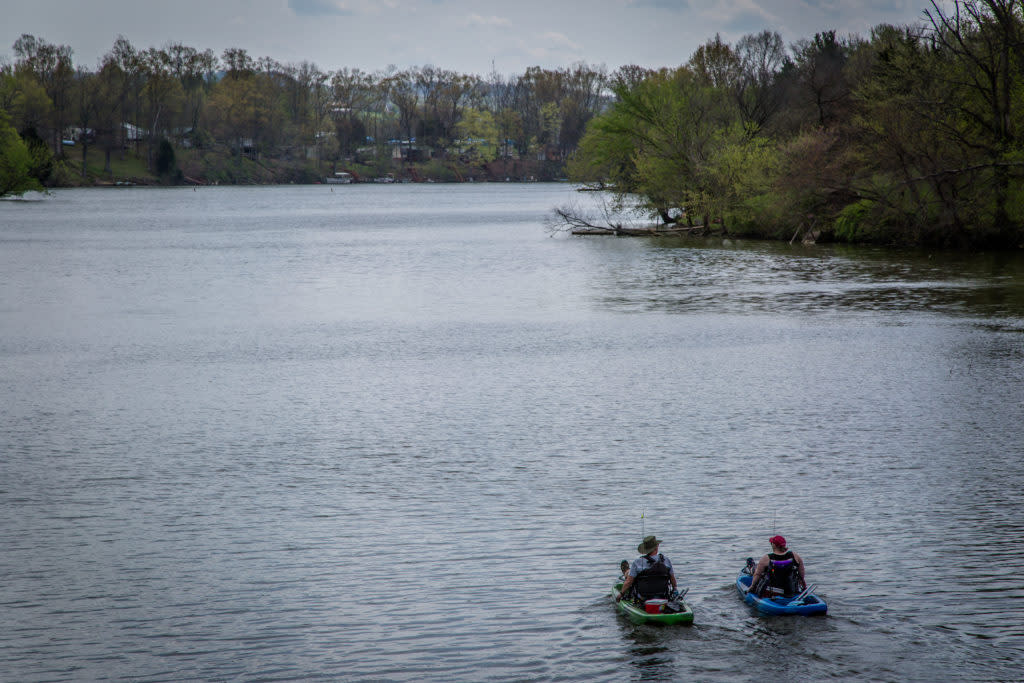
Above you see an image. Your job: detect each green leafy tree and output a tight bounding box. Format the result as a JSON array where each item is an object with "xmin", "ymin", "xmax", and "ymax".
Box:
[
  {"xmin": 91, "ymin": 56, "xmax": 127, "ymax": 175},
  {"xmin": 696, "ymin": 126, "xmax": 779, "ymax": 231},
  {"xmin": 455, "ymin": 108, "xmax": 499, "ymax": 162},
  {"xmin": 330, "ymin": 67, "xmax": 376, "ymax": 158},
  {"xmin": 841, "ymin": 6, "xmax": 1024, "ymax": 246},
  {"xmin": 163, "ymin": 42, "xmax": 218, "ymax": 135},
  {"xmin": 140, "ymin": 47, "xmax": 186, "ymax": 169},
  {"xmin": 572, "ymin": 66, "xmax": 740, "ymax": 224},
  {"xmin": 0, "ymin": 63, "xmax": 53, "ymax": 136},
  {"xmin": 13, "ymin": 34, "xmax": 74, "ymax": 158},
  {"xmin": 70, "ymin": 66, "xmax": 100, "ymax": 178},
  {"xmin": 920, "ymin": 0, "xmax": 1024, "ymax": 244},
  {"xmin": 0, "ymin": 110, "xmax": 43, "ymax": 196},
  {"xmin": 101, "ymin": 37, "xmax": 144, "ymax": 159},
  {"xmin": 18, "ymin": 126, "xmax": 54, "ymax": 184},
  {"xmin": 203, "ymin": 67, "xmax": 283, "ymax": 160},
  {"xmin": 845, "ymin": 25, "xmax": 961, "ymax": 240},
  {"xmin": 482, "ymin": 69, "xmax": 521, "ymax": 160},
  {"xmin": 386, "ymin": 70, "xmax": 421, "ymax": 145}
]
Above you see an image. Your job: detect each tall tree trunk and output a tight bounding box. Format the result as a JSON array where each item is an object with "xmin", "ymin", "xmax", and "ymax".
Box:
[{"xmin": 993, "ymin": 162, "xmax": 1010, "ymax": 241}]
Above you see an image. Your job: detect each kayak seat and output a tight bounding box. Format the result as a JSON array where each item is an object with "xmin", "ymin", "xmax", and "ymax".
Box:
[{"xmin": 634, "ymin": 573, "xmax": 672, "ymax": 601}]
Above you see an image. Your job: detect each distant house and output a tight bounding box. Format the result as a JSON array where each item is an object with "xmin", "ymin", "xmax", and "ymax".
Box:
[
  {"xmin": 64, "ymin": 127, "xmax": 95, "ymax": 143},
  {"xmin": 391, "ymin": 139, "xmax": 428, "ymax": 161},
  {"xmin": 172, "ymin": 127, "xmax": 195, "ymax": 148},
  {"xmin": 537, "ymin": 144, "xmax": 561, "ymax": 161},
  {"xmin": 307, "ymin": 130, "xmax": 336, "ymax": 159},
  {"xmin": 238, "ymin": 138, "xmax": 258, "ymax": 159},
  {"xmin": 500, "ymin": 139, "xmax": 519, "ymax": 160},
  {"xmin": 324, "ymin": 171, "xmax": 353, "ymax": 184},
  {"xmin": 123, "ymin": 122, "xmax": 146, "ymax": 142}
]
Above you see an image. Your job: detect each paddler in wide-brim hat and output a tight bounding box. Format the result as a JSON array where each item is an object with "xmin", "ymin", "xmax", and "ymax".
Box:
[{"xmin": 615, "ymin": 535, "xmax": 677, "ymax": 602}]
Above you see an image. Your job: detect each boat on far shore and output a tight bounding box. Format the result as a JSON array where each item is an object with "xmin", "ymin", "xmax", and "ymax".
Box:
[{"xmin": 324, "ymin": 172, "xmax": 353, "ymax": 184}]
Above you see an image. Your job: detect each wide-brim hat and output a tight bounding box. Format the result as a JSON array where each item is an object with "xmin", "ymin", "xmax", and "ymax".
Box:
[{"xmin": 638, "ymin": 535, "xmax": 663, "ymax": 554}]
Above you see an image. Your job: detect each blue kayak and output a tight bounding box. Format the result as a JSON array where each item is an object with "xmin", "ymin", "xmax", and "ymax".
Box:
[{"xmin": 736, "ymin": 571, "xmax": 827, "ymax": 616}]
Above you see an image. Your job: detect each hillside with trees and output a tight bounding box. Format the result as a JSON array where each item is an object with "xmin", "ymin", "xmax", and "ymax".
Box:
[{"xmin": 2, "ymin": 0, "xmax": 1024, "ymax": 248}]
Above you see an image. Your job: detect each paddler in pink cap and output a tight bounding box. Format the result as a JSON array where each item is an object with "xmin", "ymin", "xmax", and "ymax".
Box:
[{"xmin": 747, "ymin": 535, "xmax": 806, "ymax": 598}]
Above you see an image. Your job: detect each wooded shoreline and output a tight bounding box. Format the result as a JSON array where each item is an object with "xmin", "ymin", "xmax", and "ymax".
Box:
[{"xmin": 6, "ymin": 2, "xmax": 1024, "ymax": 250}]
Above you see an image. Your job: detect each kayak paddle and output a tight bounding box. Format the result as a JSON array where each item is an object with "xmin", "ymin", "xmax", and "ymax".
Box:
[{"xmin": 790, "ymin": 583, "xmax": 816, "ymax": 605}]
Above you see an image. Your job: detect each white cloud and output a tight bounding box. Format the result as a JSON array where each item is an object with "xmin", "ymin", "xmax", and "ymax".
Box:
[
  {"xmin": 518, "ymin": 31, "xmax": 584, "ymax": 63},
  {"xmin": 538, "ymin": 31, "xmax": 582, "ymax": 52},
  {"xmin": 696, "ymin": 0, "xmax": 777, "ymax": 27},
  {"xmin": 461, "ymin": 13, "xmax": 512, "ymax": 28}
]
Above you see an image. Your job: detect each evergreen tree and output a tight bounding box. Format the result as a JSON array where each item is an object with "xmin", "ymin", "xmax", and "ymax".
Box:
[{"xmin": 155, "ymin": 137, "xmax": 177, "ymax": 178}]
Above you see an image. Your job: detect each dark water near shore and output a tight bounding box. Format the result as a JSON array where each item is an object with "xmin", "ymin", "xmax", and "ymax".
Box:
[{"xmin": 2, "ymin": 184, "xmax": 1023, "ymax": 681}]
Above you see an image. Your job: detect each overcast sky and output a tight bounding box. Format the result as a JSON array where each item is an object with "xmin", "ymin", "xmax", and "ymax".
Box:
[{"xmin": 1, "ymin": 0, "xmax": 936, "ymax": 76}]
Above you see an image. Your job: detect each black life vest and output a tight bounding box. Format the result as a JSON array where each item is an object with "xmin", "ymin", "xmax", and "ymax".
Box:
[
  {"xmin": 633, "ymin": 553, "xmax": 672, "ymax": 600},
  {"xmin": 767, "ymin": 550, "xmax": 801, "ymax": 595}
]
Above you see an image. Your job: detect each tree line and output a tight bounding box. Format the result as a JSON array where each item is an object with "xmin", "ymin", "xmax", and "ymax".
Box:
[
  {"xmin": 568, "ymin": 0, "xmax": 1024, "ymax": 248},
  {"xmin": 0, "ymin": 33, "xmax": 609, "ymax": 189},
  {"xmin": 3, "ymin": 0, "xmax": 1024, "ymax": 248}
]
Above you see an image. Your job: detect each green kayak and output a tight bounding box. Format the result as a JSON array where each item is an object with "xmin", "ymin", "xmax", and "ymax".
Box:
[{"xmin": 612, "ymin": 582, "xmax": 694, "ymax": 625}]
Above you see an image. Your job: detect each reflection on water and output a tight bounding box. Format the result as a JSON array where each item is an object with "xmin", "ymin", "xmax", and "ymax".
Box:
[
  {"xmin": 0, "ymin": 186, "xmax": 1022, "ymax": 681},
  {"xmin": 585, "ymin": 238, "xmax": 1024, "ymax": 320}
]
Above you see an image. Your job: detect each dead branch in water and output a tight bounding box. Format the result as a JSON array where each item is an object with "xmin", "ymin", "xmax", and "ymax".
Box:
[
  {"xmin": 545, "ymin": 205, "xmax": 622, "ymax": 234},
  {"xmin": 547, "ymin": 202, "xmax": 723, "ymax": 237}
]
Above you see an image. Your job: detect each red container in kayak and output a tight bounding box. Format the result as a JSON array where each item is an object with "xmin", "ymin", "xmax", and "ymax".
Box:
[{"xmin": 644, "ymin": 599, "xmax": 667, "ymax": 614}]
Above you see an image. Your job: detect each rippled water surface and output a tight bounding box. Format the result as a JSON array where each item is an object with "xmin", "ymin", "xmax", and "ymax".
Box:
[{"xmin": 2, "ymin": 185, "xmax": 1023, "ymax": 681}]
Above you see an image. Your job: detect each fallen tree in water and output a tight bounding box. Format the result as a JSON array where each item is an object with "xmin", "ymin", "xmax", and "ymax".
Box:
[{"xmin": 546, "ymin": 204, "xmax": 726, "ymax": 237}]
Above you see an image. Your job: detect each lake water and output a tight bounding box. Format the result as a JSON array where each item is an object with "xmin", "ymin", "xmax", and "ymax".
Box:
[{"xmin": 1, "ymin": 184, "xmax": 1023, "ymax": 681}]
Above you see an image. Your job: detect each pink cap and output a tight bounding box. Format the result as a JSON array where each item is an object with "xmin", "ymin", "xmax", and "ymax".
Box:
[{"xmin": 769, "ymin": 535, "xmax": 787, "ymax": 548}]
